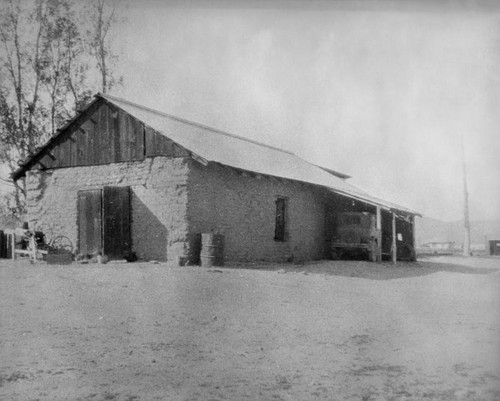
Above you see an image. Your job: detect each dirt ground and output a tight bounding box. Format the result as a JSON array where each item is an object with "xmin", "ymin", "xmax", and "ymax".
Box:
[{"xmin": 1, "ymin": 256, "xmax": 499, "ymax": 401}]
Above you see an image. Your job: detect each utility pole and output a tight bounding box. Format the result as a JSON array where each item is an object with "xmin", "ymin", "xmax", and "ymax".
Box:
[{"xmin": 461, "ymin": 132, "xmax": 471, "ymax": 257}]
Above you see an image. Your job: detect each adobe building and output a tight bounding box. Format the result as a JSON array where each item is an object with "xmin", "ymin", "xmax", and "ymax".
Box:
[{"xmin": 13, "ymin": 94, "xmax": 420, "ymax": 264}]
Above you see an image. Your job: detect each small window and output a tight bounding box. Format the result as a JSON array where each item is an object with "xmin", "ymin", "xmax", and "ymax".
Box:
[{"xmin": 274, "ymin": 197, "xmax": 287, "ymax": 241}]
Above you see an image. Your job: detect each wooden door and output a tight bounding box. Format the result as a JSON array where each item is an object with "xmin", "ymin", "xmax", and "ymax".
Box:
[
  {"xmin": 103, "ymin": 186, "xmax": 131, "ymax": 260},
  {"xmin": 78, "ymin": 189, "xmax": 102, "ymax": 255},
  {"xmin": 491, "ymin": 241, "xmax": 500, "ymax": 256}
]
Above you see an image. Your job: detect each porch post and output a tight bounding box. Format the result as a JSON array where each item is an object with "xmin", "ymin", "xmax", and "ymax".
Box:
[
  {"xmin": 376, "ymin": 206, "xmax": 382, "ymax": 262},
  {"xmin": 411, "ymin": 215, "xmax": 416, "ymax": 261},
  {"xmin": 392, "ymin": 212, "xmax": 397, "ymax": 264},
  {"xmin": 11, "ymin": 232, "xmax": 15, "ymax": 260}
]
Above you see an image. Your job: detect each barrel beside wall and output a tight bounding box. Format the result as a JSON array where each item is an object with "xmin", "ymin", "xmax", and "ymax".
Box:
[{"xmin": 201, "ymin": 233, "xmax": 224, "ymax": 267}]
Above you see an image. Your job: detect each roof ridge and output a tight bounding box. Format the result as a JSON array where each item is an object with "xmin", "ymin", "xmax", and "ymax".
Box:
[{"xmin": 100, "ymin": 93, "xmax": 296, "ymax": 156}]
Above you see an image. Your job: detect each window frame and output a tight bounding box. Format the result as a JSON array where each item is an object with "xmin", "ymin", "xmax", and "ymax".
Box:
[{"xmin": 274, "ymin": 196, "xmax": 288, "ymax": 242}]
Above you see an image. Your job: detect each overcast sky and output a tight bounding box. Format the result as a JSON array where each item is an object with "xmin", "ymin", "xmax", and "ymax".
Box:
[{"xmin": 2, "ymin": 0, "xmax": 499, "ymax": 222}]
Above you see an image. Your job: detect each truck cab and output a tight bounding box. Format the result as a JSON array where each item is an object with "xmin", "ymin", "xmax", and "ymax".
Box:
[{"xmin": 331, "ymin": 212, "xmax": 381, "ymax": 262}]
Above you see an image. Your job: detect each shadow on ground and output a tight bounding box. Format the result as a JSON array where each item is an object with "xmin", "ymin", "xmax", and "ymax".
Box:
[
  {"xmin": 2, "ymin": 256, "xmax": 498, "ymax": 282},
  {"xmin": 227, "ymin": 257, "xmax": 500, "ymax": 281}
]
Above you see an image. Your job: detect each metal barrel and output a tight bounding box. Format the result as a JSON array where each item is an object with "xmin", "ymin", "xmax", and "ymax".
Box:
[{"xmin": 200, "ymin": 233, "xmax": 224, "ymax": 267}]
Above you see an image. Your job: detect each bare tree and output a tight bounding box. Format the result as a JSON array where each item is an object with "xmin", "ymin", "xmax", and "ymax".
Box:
[
  {"xmin": 0, "ymin": 0, "xmax": 122, "ymax": 216},
  {"xmin": 86, "ymin": 0, "xmax": 121, "ymax": 94},
  {"xmin": 40, "ymin": 0, "xmax": 94, "ymax": 135},
  {"xmin": 0, "ymin": 0, "xmax": 47, "ymax": 212}
]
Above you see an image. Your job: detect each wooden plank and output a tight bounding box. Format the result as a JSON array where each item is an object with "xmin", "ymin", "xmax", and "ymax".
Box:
[
  {"xmin": 101, "ymin": 103, "xmax": 111, "ymax": 164},
  {"xmin": 121, "ymin": 111, "xmax": 128, "ymax": 161},
  {"xmin": 97, "ymin": 103, "xmax": 106, "ymax": 164},
  {"xmin": 75, "ymin": 118, "xmax": 86, "ymax": 166},
  {"xmin": 66, "ymin": 130, "xmax": 74, "ymax": 166},
  {"xmin": 138, "ymin": 119, "xmax": 145, "ymax": 160},
  {"xmin": 88, "ymin": 101, "xmax": 101, "ymax": 165},
  {"xmin": 90, "ymin": 118, "xmax": 99, "ymax": 166},
  {"xmin": 81, "ymin": 119, "xmax": 92, "ymax": 166},
  {"xmin": 117, "ymin": 109, "xmax": 126, "ymax": 161},
  {"xmin": 145, "ymin": 125, "xmax": 190, "ymax": 157},
  {"xmin": 145, "ymin": 125, "xmax": 158, "ymax": 157},
  {"xmin": 72, "ymin": 128, "xmax": 80, "ymax": 166},
  {"xmin": 51, "ymin": 138, "xmax": 61, "ymax": 168},
  {"xmin": 78, "ymin": 189, "xmax": 102, "ymax": 255},
  {"xmin": 56, "ymin": 135, "xmax": 63, "ymax": 167},
  {"xmin": 392, "ymin": 212, "xmax": 397, "ymax": 263},
  {"xmin": 411, "ymin": 215, "xmax": 416, "ymax": 261},
  {"xmin": 174, "ymin": 143, "xmax": 189, "ymax": 157},
  {"xmin": 113, "ymin": 108, "xmax": 121, "ymax": 163},
  {"xmin": 128, "ymin": 112, "xmax": 136, "ymax": 160},
  {"xmin": 85, "ymin": 120, "xmax": 93, "ymax": 165},
  {"xmin": 130, "ymin": 115, "xmax": 144, "ymax": 160},
  {"xmin": 102, "ymin": 186, "xmax": 131, "ymax": 260},
  {"xmin": 376, "ymin": 206, "xmax": 382, "ymax": 262},
  {"xmin": 120, "ymin": 110, "xmax": 131, "ymax": 162}
]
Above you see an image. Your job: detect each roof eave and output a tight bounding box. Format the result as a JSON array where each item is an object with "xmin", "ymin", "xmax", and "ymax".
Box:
[{"xmin": 329, "ymin": 188, "xmax": 421, "ymax": 217}]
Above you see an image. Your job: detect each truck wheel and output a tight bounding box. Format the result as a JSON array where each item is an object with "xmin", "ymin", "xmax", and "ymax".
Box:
[{"xmin": 397, "ymin": 243, "xmax": 415, "ymax": 262}]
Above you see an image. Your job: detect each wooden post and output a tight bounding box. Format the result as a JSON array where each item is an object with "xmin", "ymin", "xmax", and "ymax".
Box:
[
  {"xmin": 461, "ymin": 132, "xmax": 471, "ymax": 256},
  {"xmin": 11, "ymin": 232, "xmax": 15, "ymax": 260},
  {"xmin": 411, "ymin": 215, "xmax": 417, "ymax": 261},
  {"xmin": 392, "ymin": 212, "xmax": 397, "ymax": 264},
  {"xmin": 376, "ymin": 206, "xmax": 382, "ymax": 262}
]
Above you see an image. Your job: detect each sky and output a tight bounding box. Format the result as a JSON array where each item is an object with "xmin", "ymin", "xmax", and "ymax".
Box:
[{"xmin": 2, "ymin": 0, "xmax": 500, "ymax": 222}]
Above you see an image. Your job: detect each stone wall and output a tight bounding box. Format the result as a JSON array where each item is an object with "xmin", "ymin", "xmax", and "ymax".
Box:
[
  {"xmin": 187, "ymin": 162, "xmax": 328, "ymax": 263},
  {"xmin": 25, "ymin": 157, "xmax": 190, "ymax": 262}
]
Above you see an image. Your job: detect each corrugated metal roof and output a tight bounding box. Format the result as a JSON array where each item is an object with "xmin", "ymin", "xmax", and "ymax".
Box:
[{"xmin": 101, "ymin": 94, "xmax": 420, "ymax": 216}]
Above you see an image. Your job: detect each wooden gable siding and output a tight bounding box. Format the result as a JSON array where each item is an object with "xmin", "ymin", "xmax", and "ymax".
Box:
[
  {"xmin": 145, "ymin": 125, "xmax": 190, "ymax": 158},
  {"xmin": 30, "ymin": 98, "xmax": 191, "ymax": 172},
  {"xmin": 36, "ymin": 100, "xmax": 145, "ymax": 169}
]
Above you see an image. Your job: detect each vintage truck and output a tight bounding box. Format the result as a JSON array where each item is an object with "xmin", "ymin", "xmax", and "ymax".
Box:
[{"xmin": 331, "ymin": 212, "xmax": 381, "ymax": 262}]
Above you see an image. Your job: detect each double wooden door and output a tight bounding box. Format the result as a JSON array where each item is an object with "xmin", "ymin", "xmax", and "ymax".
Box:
[{"xmin": 78, "ymin": 186, "xmax": 131, "ymax": 260}]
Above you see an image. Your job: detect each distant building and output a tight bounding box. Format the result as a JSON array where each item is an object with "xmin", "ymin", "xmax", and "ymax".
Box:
[
  {"xmin": 487, "ymin": 240, "xmax": 500, "ymax": 256},
  {"xmin": 420, "ymin": 241, "xmax": 458, "ymax": 254}
]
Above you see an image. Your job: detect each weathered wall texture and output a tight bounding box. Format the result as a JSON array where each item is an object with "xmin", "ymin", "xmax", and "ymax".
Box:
[
  {"xmin": 25, "ymin": 157, "xmax": 190, "ymax": 262},
  {"xmin": 25, "ymin": 156, "xmax": 329, "ymax": 264},
  {"xmin": 187, "ymin": 162, "xmax": 328, "ymax": 263}
]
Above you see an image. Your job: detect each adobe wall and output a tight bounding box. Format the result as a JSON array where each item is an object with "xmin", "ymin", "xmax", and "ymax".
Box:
[
  {"xmin": 25, "ymin": 157, "xmax": 190, "ymax": 262},
  {"xmin": 187, "ymin": 161, "xmax": 328, "ymax": 263}
]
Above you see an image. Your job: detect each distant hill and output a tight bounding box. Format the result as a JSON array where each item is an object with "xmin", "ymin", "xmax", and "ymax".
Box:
[{"xmin": 415, "ymin": 217, "xmax": 500, "ymax": 247}]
